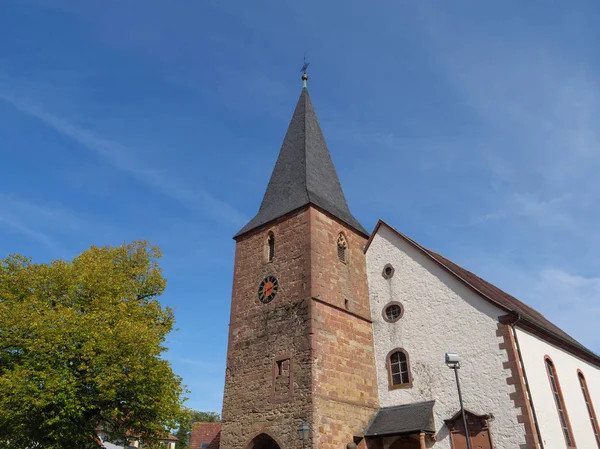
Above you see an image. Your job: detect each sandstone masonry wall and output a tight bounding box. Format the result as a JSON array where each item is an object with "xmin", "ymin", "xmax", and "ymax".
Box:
[
  {"xmin": 221, "ymin": 206, "xmax": 380, "ymax": 449},
  {"xmin": 221, "ymin": 208, "xmax": 313, "ymax": 449},
  {"xmin": 309, "ymin": 208, "xmax": 379, "ymax": 449},
  {"xmin": 309, "ymin": 208, "xmax": 370, "ymax": 318}
]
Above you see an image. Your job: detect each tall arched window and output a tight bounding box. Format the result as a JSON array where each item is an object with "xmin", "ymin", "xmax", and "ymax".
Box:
[
  {"xmin": 545, "ymin": 357, "xmax": 576, "ymax": 448},
  {"xmin": 337, "ymin": 233, "xmax": 348, "ymax": 263},
  {"xmin": 266, "ymin": 232, "xmax": 275, "ymax": 262},
  {"xmin": 387, "ymin": 348, "xmax": 412, "ymax": 388},
  {"xmin": 578, "ymin": 370, "xmax": 600, "ymax": 447}
]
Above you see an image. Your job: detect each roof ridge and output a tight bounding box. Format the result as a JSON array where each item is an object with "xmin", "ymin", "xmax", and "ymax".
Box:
[
  {"xmin": 302, "ymin": 88, "xmax": 311, "ymax": 207},
  {"xmin": 425, "ymin": 249, "xmax": 552, "ymax": 321},
  {"xmin": 421, "ymin": 248, "xmax": 583, "ymax": 343},
  {"xmin": 378, "ymin": 400, "xmax": 436, "ymax": 411}
]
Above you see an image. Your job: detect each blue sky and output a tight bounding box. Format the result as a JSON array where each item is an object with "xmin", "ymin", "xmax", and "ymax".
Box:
[{"xmin": 1, "ymin": 0, "xmax": 599, "ymax": 413}]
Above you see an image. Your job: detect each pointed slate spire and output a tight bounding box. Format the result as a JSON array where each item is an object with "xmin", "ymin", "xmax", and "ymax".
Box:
[{"xmin": 235, "ymin": 83, "xmax": 367, "ymax": 238}]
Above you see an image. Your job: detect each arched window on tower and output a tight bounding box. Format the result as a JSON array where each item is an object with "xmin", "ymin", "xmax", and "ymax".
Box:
[
  {"xmin": 266, "ymin": 232, "xmax": 275, "ymax": 262},
  {"xmin": 337, "ymin": 233, "xmax": 348, "ymax": 263}
]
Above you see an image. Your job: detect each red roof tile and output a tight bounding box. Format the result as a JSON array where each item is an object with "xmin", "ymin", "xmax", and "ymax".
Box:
[
  {"xmin": 206, "ymin": 431, "xmax": 221, "ymax": 449},
  {"xmin": 425, "ymin": 249, "xmax": 581, "ymax": 346},
  {"xmin": 190, "ymin": 423, "xmax": 222, "ymax": 449}
]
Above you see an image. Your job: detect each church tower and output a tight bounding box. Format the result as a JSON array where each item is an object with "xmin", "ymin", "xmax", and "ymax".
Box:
[{"xmin": 221, "ymin": 74, "xmax": 379, "ymax": 449}]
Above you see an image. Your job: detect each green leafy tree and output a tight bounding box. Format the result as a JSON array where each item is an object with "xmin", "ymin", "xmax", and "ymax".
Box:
[
  {"xmin": 175, "ymin": 409, "xmax": 221, "ymax": 449},
  {"xmin": 0, "ymin": 242, "xmax": 187, "ymax": 449}
]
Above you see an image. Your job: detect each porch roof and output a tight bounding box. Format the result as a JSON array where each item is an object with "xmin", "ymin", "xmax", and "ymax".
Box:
[{"xmin": 365, "ymin": 401, "xmax": 436, "ymax": 437}]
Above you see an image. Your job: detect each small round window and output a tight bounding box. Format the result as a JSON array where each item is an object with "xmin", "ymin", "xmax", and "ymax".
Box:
[
  {"xmin": 382, "ymin": 264, "xmax": 395, "ymax": 279},
  {"xmin": 383, "ymin": 302, "xmax": 403, "ymax": 322}
]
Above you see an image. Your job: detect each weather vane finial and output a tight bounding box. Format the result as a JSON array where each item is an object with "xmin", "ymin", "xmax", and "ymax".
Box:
[{"xmin": 300, "ymin": 55, "xmax": 310, "ymax": 88}]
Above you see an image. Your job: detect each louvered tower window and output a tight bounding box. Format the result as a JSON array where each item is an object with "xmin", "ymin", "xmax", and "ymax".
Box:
[
  {"xmin": 545, "ymin": 357, "xmax": 576, "ymax": 448},
  {"xmin": 337, "ymin": 233, "xmax": 348, "ymax": 263},
  {"xmin": 266, "ymin": 232, "xmax": 275, "ymax": 262},
  {"xmin": 578, "ymin": 370, "xmax": 600, "ymax": 447}
]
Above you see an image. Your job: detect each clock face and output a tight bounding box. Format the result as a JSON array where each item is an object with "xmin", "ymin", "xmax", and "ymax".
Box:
[{"xmin": 258, "ymin": 275, "xmax": 279, "ymax": 304}]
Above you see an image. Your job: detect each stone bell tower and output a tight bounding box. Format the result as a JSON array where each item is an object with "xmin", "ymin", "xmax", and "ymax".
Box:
[{"xmin": 220, "ymin": 72, "xmax": 379, "ymax": 449}]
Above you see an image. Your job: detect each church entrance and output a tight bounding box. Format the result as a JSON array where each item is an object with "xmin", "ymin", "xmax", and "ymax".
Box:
[
  {"xmin": 450, "ymin": 430, "xmax": 492, "ymax": 449},
  {"xmin": 444, "ymin": 410, "xmax": 493, "ymax": 449},
  {"xmin": 389, "ymin": 436, "xmax": 420, "ymax": 449},
  {"xmin": 245, "ymin": 433, "xmax": 281, "ymax": 449}
]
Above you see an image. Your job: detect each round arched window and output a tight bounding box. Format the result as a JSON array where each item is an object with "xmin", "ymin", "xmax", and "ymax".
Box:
[
  {"xmin": 383, "ymin": 302, "xmax": 404, "ymax": 322},
  {"xmin": 388, "ymin": 348, "xmax": 412, "ymax": 387}
]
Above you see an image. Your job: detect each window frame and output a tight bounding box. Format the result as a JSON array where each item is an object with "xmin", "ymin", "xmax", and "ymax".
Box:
[
  {"xmin": 386, "ymin": 348, "xmax": 413, "ymax": 390},
  {"xmin": 382, "ymin": 263, "xmax": 395, "ymax": 279},
  {"xmin": 266, "ymin": 231, "xmax": 275, "ymax": 263},
  {"xmin": 271, "ymin": 353, "xmax": 293, "ymax": 402},
  {"xmin": 336, "ymin": 233, "xmax": 348, "ymax": 264},
  {"xmin": 544, "ymin": 356, "xmax": 576, "ymax": 449},
  {"xmin": 578, "ymin": 369, "xmax": 600, "ymax": 448},
  {"xmin": 382, "ymin": 301, "xmax": 404, "ymax": 323}
]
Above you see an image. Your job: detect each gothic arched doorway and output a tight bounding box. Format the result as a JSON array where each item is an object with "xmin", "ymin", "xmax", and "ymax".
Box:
[
  {"xmin": 245, "ymin": 433, "xmax": 281, "ymax": 449},
  {"xmin": 389, "ymin": 436, "xmax": 420, "ymax": 449}
]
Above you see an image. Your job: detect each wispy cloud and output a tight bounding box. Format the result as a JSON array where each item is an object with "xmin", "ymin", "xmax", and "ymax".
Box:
[
  {"xmin": 0, "ymin": 89, "xmax": 247, "ymax": 229},
  {"xmin": 0, "ymin": 216, "xmax": 59, "ymax": 251},
  {"xmin": 513, "ymin": 267, "xmax": 600, "ymax": 353},
  {"xmin": 0, "ymin": 195, "xmax": 73, "ymax": 253},
  {"xmin": 396, "ymin": 4, "xmax": 600, "ymax": 352},
  {"xmin": 473, "ymin": 193, "xmax": 575, "ymax": 230},
  {"xmin": 170, "ymin": 356, "xmax": 221, "ymax": 372},
  {"xmin": 0, "ymin": 193, "xmax": 86, "ymax": 231},
  {"xmin": 418, "ymin": 7, "xmax": 600, "ymax": 188}
]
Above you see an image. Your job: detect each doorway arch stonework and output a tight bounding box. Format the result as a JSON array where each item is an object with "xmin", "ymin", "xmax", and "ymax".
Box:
[{"xmin": 244, "ymin": 433, "xmax": 282, "ymax": 449}]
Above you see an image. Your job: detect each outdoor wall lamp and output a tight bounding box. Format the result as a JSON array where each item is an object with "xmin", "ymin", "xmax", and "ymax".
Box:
[
  {"xmin": 445, "ymin": 352, "xmax": 472, "ymax": 449},
  {"xmin": 298, "ymin": 422, "xmax": 310, "ymax": 449}
]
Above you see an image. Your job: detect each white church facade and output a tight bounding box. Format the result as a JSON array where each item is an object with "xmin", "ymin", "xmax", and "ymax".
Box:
[{"xmin": 365, "ymin": 220, "xmax": 600, "ymax": 449}]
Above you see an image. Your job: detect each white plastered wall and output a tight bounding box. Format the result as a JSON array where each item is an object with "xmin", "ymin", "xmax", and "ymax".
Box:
[
  {"xmin": 366, "ymin": 225, "xmax": 526, "ymax": 448},
  {"xmin": 516, "ymin": 328, "xmax": 600, "ymax": 449}
]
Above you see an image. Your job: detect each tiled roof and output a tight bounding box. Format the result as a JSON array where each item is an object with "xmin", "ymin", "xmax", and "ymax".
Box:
[
  {"xmin": 366, "ymin": 220, "xmax": 600, "ymax": 366},
  {"xmin": 366, "ymin": 400, "xmax": 436, "ymax": 436},
  {"xmin": 234, "ymin": 87, "xmax": 367, "ymax": 238},
  {"xmin": 425, "ymin": 249, "xmax": 583, "ymax": 348},
  {"xmin": 206, "ymin": 431, "xmax": 221, "ymax": 449},
  {"xmin": 190, "ymin": 423, "xmax": 222, "ymax": 449}
]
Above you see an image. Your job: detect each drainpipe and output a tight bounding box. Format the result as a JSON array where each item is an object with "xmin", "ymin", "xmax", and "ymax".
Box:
[
  {"xmin": 419, "ymin": 432, "xmax": 426, "ymax": 449},
  {"xmin": 511, "ymin": 314, "xmax": 544, "ymax": 449}
]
